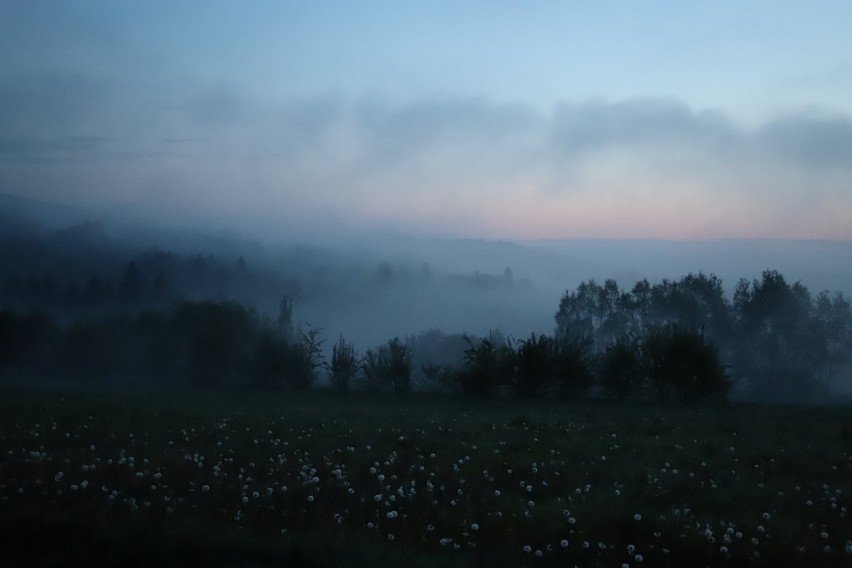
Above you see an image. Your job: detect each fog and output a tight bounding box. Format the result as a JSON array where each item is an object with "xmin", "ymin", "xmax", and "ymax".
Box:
[{"xmin": 3, "ymin": 192, "xmax": 851, "ymax": 357}]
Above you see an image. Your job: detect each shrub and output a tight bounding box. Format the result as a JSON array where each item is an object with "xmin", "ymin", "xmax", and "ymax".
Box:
[
  {"xmin": 251, "ymin": 333, "xmax": 289, "ymax": 390},
  {"xmin": 644, "ymin": 325, "xmax": 730, "ymax": 401},
  {"xmin": 360, "ymin": 338, "xmax": 412, "ymax": 394},
  {"xmin": 552, "ymin": 332, "xmax": 597, "ymax": 397},
  {"xmin": 328, "ymin": 335, "xmax": 358, "ymax": 392},
  {"xmin": 456, "ymin": 333, "xmax": 515, "ymax": 397},
  {"xmin": 514, "ymin": 333, "xmax": 556, "ymax": 396},
  {"xmin": 599, "ymin": 339, "xmax": 645, "ymax": 399}
]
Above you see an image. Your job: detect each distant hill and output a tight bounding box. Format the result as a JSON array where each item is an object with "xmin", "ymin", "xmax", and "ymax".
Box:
[{"xmin": 0, "ymin": 193, "xmax": 98, "ymax": 234}]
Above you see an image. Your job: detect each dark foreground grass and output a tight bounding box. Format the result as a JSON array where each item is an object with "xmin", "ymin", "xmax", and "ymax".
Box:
[{"xmin": 1, "ymin": 386, "xmax": 851, "ymax": 567}]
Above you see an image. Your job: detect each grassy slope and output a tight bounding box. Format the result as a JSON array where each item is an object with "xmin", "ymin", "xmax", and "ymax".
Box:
[{"xmin": 1, "ymin": 387, "xmax": 851, "ymax": 566}]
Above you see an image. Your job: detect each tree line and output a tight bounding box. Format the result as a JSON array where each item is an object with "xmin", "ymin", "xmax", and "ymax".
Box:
[
  {"xmin": 555, "ymin": 270, "xmax": 851, "ymax": 401},
  {"xmin": 1, "ymin": 269, "xmax": 850, "ymax": 403}
]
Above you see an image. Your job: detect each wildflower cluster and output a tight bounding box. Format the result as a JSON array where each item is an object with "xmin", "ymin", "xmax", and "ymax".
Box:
[{"xmin": 1, "ymin": 392, "xmax": 850, "ymax": 565}]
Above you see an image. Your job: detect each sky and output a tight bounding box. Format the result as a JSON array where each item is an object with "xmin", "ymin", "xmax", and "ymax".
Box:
[{"xmin": 2, "ymin": 1, "xmax": 852, "ymax": 241}]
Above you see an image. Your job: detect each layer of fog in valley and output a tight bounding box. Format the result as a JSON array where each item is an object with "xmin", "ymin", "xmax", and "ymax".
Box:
[{"xmin": 2, "ymin": 193, "xmax": 851, "ymax": 397}]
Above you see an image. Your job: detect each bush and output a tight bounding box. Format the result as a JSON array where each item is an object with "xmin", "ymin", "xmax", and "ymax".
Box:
[
  {"xmin": 514, "ymin": 333, "xmax": 556, "ymax": 396},
  {"xmin": 644, "ymin": 325, "xmax": 730, "ymax": 402},
  {"xmin": 599, "ymin": 339, "xmax": 645, "ymax": 399},
  {"xmin": 456, "ymin": 333, "xmax": 515, "ymax": 397},
  {"xmin": 251, "ymin": 333, "xmax": 289, "ymax": 390},
  {"xmin": 552, "ymin": 333, "xmax": 597, "ymax": 397},
  {"xmin": 360, "ymin": 338, "xmax": 412, "ymax": 393}
]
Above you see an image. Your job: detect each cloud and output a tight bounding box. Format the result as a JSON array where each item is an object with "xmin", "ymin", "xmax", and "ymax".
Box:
[
  {"xmin": 1, "ymin": 85, "xmax": 851, "ymax": 239},
  {"xmin": 549, "ymin": 98, "xmax": 740, "ymax": 158},
  {"xmin": 0, "ymin": 72, "xmax": 119, "ymax": 133},
  {"xmin": 757, "ymin": 115, "xmax": 852, "ymax": 170}
]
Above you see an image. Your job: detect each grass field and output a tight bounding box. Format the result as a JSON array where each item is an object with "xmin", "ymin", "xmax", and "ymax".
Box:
[{"xmin": 1, "ymin": 387, "xmax": 851, "ymax": 566}]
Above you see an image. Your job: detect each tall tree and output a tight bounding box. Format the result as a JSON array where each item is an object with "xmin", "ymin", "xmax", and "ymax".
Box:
[
  {"xmin": 732, "ymin": 270, "xmax": 818, "ymax": 399},
  {"xmin": 813, "ymin": 291, "xmax": 852, "ymax": 385}
]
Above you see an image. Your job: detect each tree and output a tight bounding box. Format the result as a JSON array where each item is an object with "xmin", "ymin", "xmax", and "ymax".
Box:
[
  {"xmin": 732, "ymin": 270, "xmax": 819, "ymax": 399},
  {"xmin": 648, "ymin": 273, "xmax": 731, "ymax": 345},
  {"xmin": 555, "ymin": 279, "xmax": 632, "ymax": 351},
  {"xmin": 360, "ymin": 348, "xmax": 386, "ymax": 392},
  {"xmin": 328, "ymin": 335, "xmax": 358, "ymax": 392},
  {"xmin": 386, "ymin": 337, "xmax": 413, "ymax": 394},
  {"xmin": 288, "ymin": 324, "xmax": 324, "ymax": 390},
  {"xmin": 277, "ymin": 296, "xmax": 294, "ymax": 340},
  {"xmin": 813, "ymin": 291, "xmax": 852, "ymax": 385},
  {"xmin": 250, "ymin": 328, "xmax": 320, "ymax": 391}
]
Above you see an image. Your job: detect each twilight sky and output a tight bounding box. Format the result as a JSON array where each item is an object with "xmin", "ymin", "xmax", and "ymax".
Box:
[{"xmin": 2, "ymin": 1, "xmax": 851, "ymax": 240}]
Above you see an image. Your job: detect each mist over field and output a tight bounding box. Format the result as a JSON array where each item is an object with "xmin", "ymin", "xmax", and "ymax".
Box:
[{"xmin": 2, "ymin": 193, "xmax": 851, "ymax": 397}]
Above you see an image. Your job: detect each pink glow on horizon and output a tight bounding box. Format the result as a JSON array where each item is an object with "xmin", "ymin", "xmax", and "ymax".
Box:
[{"xmin": 356, "ymin": 184, "xmax": 852, "ymax": 241}]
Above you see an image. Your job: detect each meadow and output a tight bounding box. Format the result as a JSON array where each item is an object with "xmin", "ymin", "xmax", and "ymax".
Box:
[{"xmin": 1, "ymin": 387, "xmax": 850, "ymax": 567}]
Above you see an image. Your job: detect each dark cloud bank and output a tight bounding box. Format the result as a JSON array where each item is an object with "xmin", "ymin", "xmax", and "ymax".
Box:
[{"xmin": 1, "ymin": 71, "xmax": 851, "ymax": 238}]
